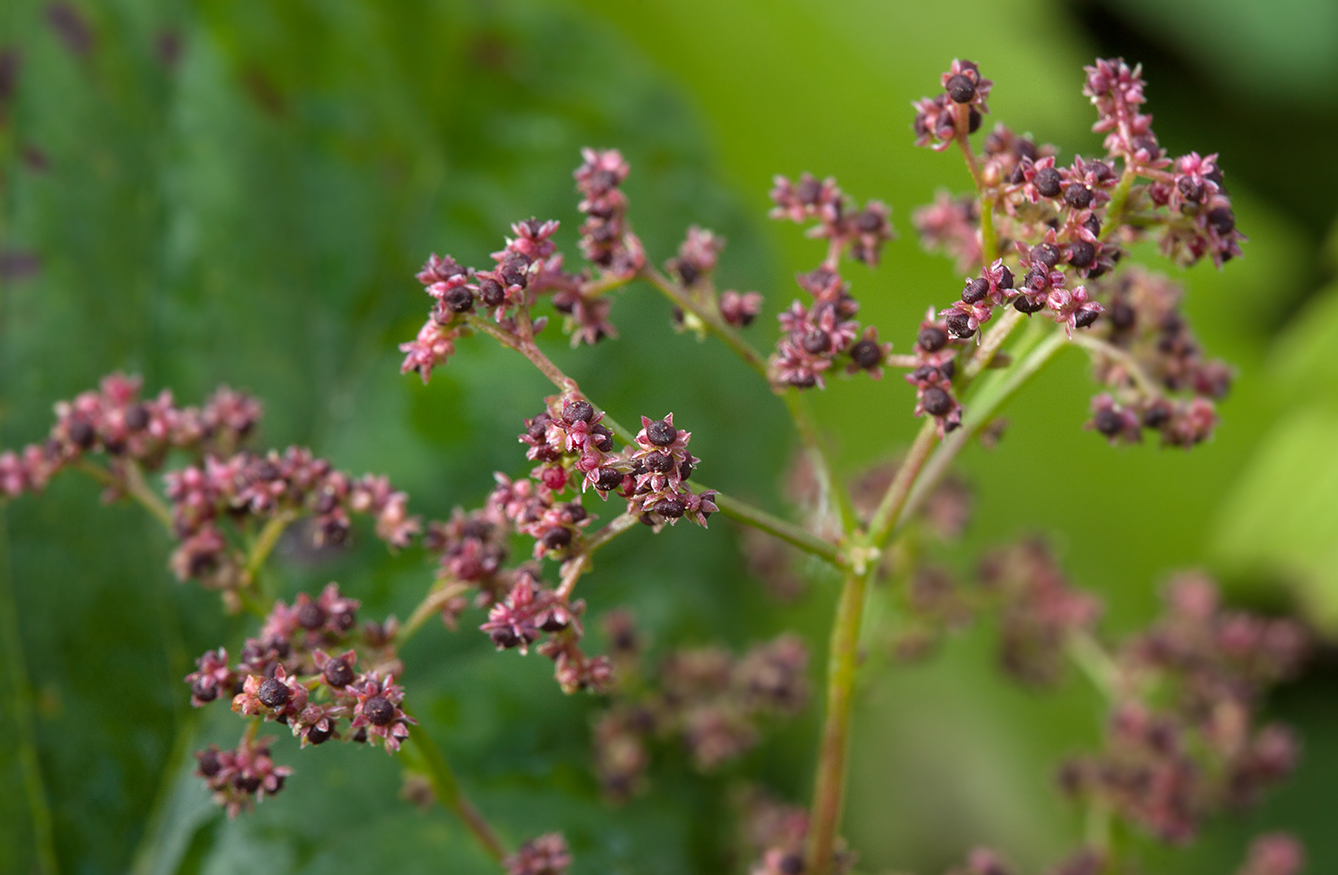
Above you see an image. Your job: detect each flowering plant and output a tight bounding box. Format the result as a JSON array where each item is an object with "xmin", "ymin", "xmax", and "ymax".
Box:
[{"xmin": 0, "ymin": 49, "xmax": 1311, "ymax": 875}]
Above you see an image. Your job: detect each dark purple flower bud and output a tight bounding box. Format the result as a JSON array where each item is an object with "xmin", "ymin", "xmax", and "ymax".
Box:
[
  {"xmin": 1093, "ymin": 408, "xmax": 1124, "ymax": 437},
  {"xmin": 1014, "ymin": 297, "xmax": 1045, "ymax": 314},
  {"xmin": 323, "ymin": 659, "xmax": 355, "ymax": 688},
  {"xmin": 1067, "ymin": 241, "xmax": 1096, "ymax": 268},
  {"xmin": 191, "ymin": 679, "xmax": 218, "ymax": 703},
  {"xmin": 801, "ymin": 329, "xmax": 830, "ymax": 354},
  {"xmin": 849, "ymin": 339, "xmax": 883, "ymax": 370},
  {"xmin": 1207, "ymin": 206, "xmax": 1235, "ymax": 234},
  {"xmin": 1034, "ymin": 167, "xmax": 1063, "ymax": 198},
  {"xmin": 918, "ymin": 325, "xmax": 949, "ymax": 352},
  {"xmin": 69, "ymin": 420, "xmax": 96, "ymax": 449},
  {"xmin": 1073, "ymin": 308, "xmax": 1100, "ymax": 329},
  {"xmin": 656, "ymin": 498, "xmax": 686, "ymax": 519},
  {"xmin": 563, "ymin": 399, "xmax": 594, "ymax": 423},
  {"xmin": 542, "ymin": 527, "xmax": 573, "ymax": 550},
  {"xmin": 444, "ymin": 286, "xmax": 474, "ymax": 313},
  {"xmin": 306, "ymin": 722, "xmax": 334, "ymax": 745},
  {"xmin": 364, "ymin": 696, "xmax": 395, "ymax": 726},
  {"xmin": 197, "ymin": 748, "xmax": 222, "ymax": 777},
  {"xmin": 645, "ymin": 451, "xmax": 675, "ymax": 474},
  {"xmin": 678, "ymin": 460, "xmax": 694, "ymax": 480},
  {"xmin": 1083, "ymin": 214, "xmax": 1101, "ymax": 237},
  {"xmin": 945, "ymin": 74, "xmax": 976, "ymax": 103},
  {"xmin": 296, "ymin": 602, "xmax": 325, "ymax": 630},
  {"xmin": 945, "ymin": 311, "xmax": 975, "ymax": 338},
  {"xmin": 922, "ymin": 387, "xmax": 954, "ymax": 417},
  {"xmin": 967, "ymin": 108, "xmax": 982, "ymax": 133},
  {"xmin": 779, "ymin": 854, "xmax": 805, "ymax": 875},
  {"xmin": 646, "ymin": 419, "xmax": 677, "ymax": 447},
  {"xmin": 257, "ymin": 678, "xmax": 291, "ymax": 709},
  {"xmin": 125, "ymin": 404, "xmax": 150, "ymax": 431},
  {"xmin": 1064, "ymin": 183, "xmax": 1094, "ymax": 209},
  {"xmin": 595, "ymin": 467, "xmax": 624, "ymax": 491},
  {"xmin": 478, "ymin": 278, "xmax": 505, "ymax": 307},
  {"xmin": 491, "ymin": 627, "xmax": 522, "ymax": 649},
  {"xmin": 995, "ymin": 265, "xmax": 1014, "ymax": 290},
  {"xmin": 1177, "ymin": 176, "xmax": 1206, "ymax": 204},
  {"xmin": 962, "ymin": 277, "xmax": 990, "ymax": 303},
  {"xmin": 1032, "ymin": 243, "xmax": 1061, "ymax": 269}
]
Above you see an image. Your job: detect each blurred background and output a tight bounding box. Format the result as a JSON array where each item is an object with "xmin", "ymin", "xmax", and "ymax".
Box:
[{"xmin": 2, "ymin": 0, "xmax": 1336, "ymax": 873}]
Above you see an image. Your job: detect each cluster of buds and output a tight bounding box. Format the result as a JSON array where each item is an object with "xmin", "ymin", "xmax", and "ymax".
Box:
[
  {"xmin": 503, "ymin": 833, "xmax": 573, "ymax": 875},
  {"xmin": 575, "ymin": 147, "xmax": 645, "ymax": 278},
  {"xmin": 1059, "ymin": 574, "xmax": 1305, "ymax": 843},
  {"xmin": 164, "ymin": 447, "xmax": 420, "ymax": 591},
  {"xmin": 481, "ymin": 570, "xmax": 612, "ymax": 693},
  {"xmin": 194, "ymin": 735, "xmax": 292, "ymax": 819},
  {"xmin": 766, "ymin": 171, "xmax": 896, "ymax": 391},
  {"xmin": 665, "ymin": 225, "xmax": 765, "ymax": 331},
  {"xmin": 906, "ymin": 58, "xmax": 1249, "ymax": 444},
  {"xmin": 403, "ymin": 149, "xmax": 665, "ymax": 383},
  {"xmin": 594, "ymin": 625, "xmax": 808, "ymax": 799},
  {"xmin": 978, "ymin": 539, "xmax": 1103, "ymax": 687},
  {"xmin": 0, "ymin": 373, "xmax": 260, "ymax": 499},
  {"xmin": 185, "ymin": 583, "xmax": 414, "ymax": 814},
  {"xmin": 737, "ymin": 786, "xmax": 855, "ymax": 875},
  {"xmin": 1085, "ymin": 266, "xmax": 1231, "ymax": 447},
  {"xmin": 912, "ymin": 59, "xmax": 992, "ymax": 151}
]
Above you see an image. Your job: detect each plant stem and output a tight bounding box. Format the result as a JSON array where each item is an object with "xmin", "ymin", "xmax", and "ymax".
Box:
[
  {"xmin": 1069, "ymin": 334, "xmax": 1163, "ymax": 399},
  {"xmin": 406, "ymin": 725, "xmax": 508, "ymax": 861},
  {"xmin": 782, "ymin": 390, "xmax": 857, "ymax": 534},
  {"xmin": 710, "ymin": 491, "xmax": 841, "ymax": 565},
  {"xmin": 0, "ymin": 505, "xmax": 59, "ymax": 875},
  {"xmin": 639, "ymin": 266, "xmax": 770, "ymax": 380},
  {"xmin": 397, "ymin": 580, "xmax": 471, "ymax": 647},
  {"xmin": 76, "ymin": 460, "xmax": 174, "ymax": 530},
  {"xmin": 245, "ymin": 509, "xmax": 298, "ymax": 583},
  {"xmin": 903, "ymin": 328, "xmax": 1069, "ymax": 525},
  {"xmin": 963, "ymin": 308, "xmax": 1025, "ymax": 381},
  {"xmin": 866, "ymin": 419, "xmax": 938, "ymax": 549},
  {"xmin": 806, "ymin": 566, "xmax": 873, "ymax": 875}
]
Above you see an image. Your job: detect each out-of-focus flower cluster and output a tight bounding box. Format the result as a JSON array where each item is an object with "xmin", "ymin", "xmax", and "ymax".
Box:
[
  {"xmin": 736, "ymin": 786, "xmax": 856, "ymax": 875},
  {"xmin": 1084, "ymin": 266, "xmax": 1231, "ymax": 447},
  {"xmin": 593, "ymin": 612, "xmax": 809, "ymax": 801},
  {"xmin": 504, "ymin": 833, "xmax": 573, "ymax": 875},
  {"xmin": 0, "ymin": 373, "xmax": 259, "ymax": 499},
  {"xmin": 187, "ymin": 582, "xmax": 414, "ymax": 815},
  {"xmin": 1060, "ymin": 573, "xmax": 1306, "ymax": 844}
]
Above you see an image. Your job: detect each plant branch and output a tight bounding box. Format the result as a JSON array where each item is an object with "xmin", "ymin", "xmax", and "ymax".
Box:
[
  {"xmin": 0, "ymin": 505, "xmax": 59, "ymax": 875},
  {"xmin": 76, "ymin": 459, "xmax": 174, "ymax": 530},
  {"xmin": 639, "ymin": 265, "xmax": 770, "ymax": 380},
  {"xmin": 710, "ymin": 490, "xmax": 841, "ymax": 566},
  {"xmin": 867, "ymin": 419, "xmax": 938, "ymax": 549},
  {"xmin": 806, "ymin": 566, "xmax": 873, "ymax": 875},
  {"xmin": 405, "ymin": 724, "xmax": 509, "ymax": 862},
  {"xmin": 903, "ymin": 328, "xmax": 1070, "ymax": 525},
  {"xmin": 1069, "ymin": 334, "xmax": 1163, "ymax": 399}
]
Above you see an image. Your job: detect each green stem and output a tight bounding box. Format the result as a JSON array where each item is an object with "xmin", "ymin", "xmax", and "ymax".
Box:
[
  {"xmin": 806, "ymin": 567, "xmax": 873, "ymax": 875},
  {"xmin": 781, "ymin": 390, "xmax": 857, "ymax": 535},
  {"xmin": 963, "ymin": 307, "xmax": 1025, "ymax": 381},
  {"xmin": 902, "ymin": 329, "xmax": 1069, "ymax": 525},
  {"xmin": 406, "ymin": 725, "xmax": 508, "ymax": 861},
  {"xmin": 866, "ymin": 419, "xmax": 938, "ymax": 549},
  {"xmin": 0, "ymin": 504, "xmax": 59, "ymax": 875},
  {"xmin": 639, "ymin": 266, "xmax": 770, "ymax": 380},
  {"xmin": 1069, "ymin": 334, "xmax": 1163, "ymax": 399},
  {"xmin": 710, "ymin": 491, "xmax": 841, "ymax": 566},
  {"xmin": 76, "ymin": 460, "xmax": 174, "ymax": 531},
  {"xmin": 396, "ymin": 580, "xmax": 471, "ymax": 647},
  {"xmin": 1100, "ymin": 168, "xmax": 1138, "ymax": 240},
  {"xmin": 245, "ymin": 510, "xmax": 298, "ymax": 583}
]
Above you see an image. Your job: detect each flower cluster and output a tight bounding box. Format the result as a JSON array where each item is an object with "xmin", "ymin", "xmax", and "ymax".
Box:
[
  {"xmin": 979, "ymin": 539, "xmax": 1103, "ymax": 687},
  {"xmin": 738, "ymin": 786, "xmax": 856, "ymax": 875},
  {"xmin": 185, "ymin": 582, "xmax": 415, "ymax": 813},
  {"xmin": 1059, "ymin": 574, "xmax": 1306, "ymax": 843},
  {"xmin": 912, "ymin": 59, "xmax": 992, "ymax": 151},
  {"xmin": 165, "ymin": 447, "xmax": 420, "ymax": 590},
  {"xmin": 766, "ymin": 172, "xmax": 896, "ymax": 390},
  {"xmin": 187, "ymin": 581, "xmax": 414, "ymax": 752},
  {"xmin": 594, "ymin": 623, "xmax": 808, "ymax": 799},
  {"xmin": 503, "ymin": 833, "xmax": 573, "ymax": 875},
  {"xmin": 1085, "ymin": 266, "xmax": 1232, "ymax": 447},
  {"xmin": 481, "ymin": 570, "xmax": 613, "ymax": 694},
  {"xmin": 194, "ymin": 735, "xmax": 292, "ymax": 819},
  {"xmin": 0, "ymin": 373, "xmax": 260, "ymax": 499}
]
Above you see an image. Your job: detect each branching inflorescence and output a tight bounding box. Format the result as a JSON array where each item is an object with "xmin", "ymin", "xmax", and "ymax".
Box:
[{"xmin": 1, "ymin": 58, "xmax": 1305, "ymax": 875}]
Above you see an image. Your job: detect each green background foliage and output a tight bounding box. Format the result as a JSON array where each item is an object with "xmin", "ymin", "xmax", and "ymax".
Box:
[{"xmin": 1, "ymin": 1, "xmax": 1335, "ymax": 873}]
